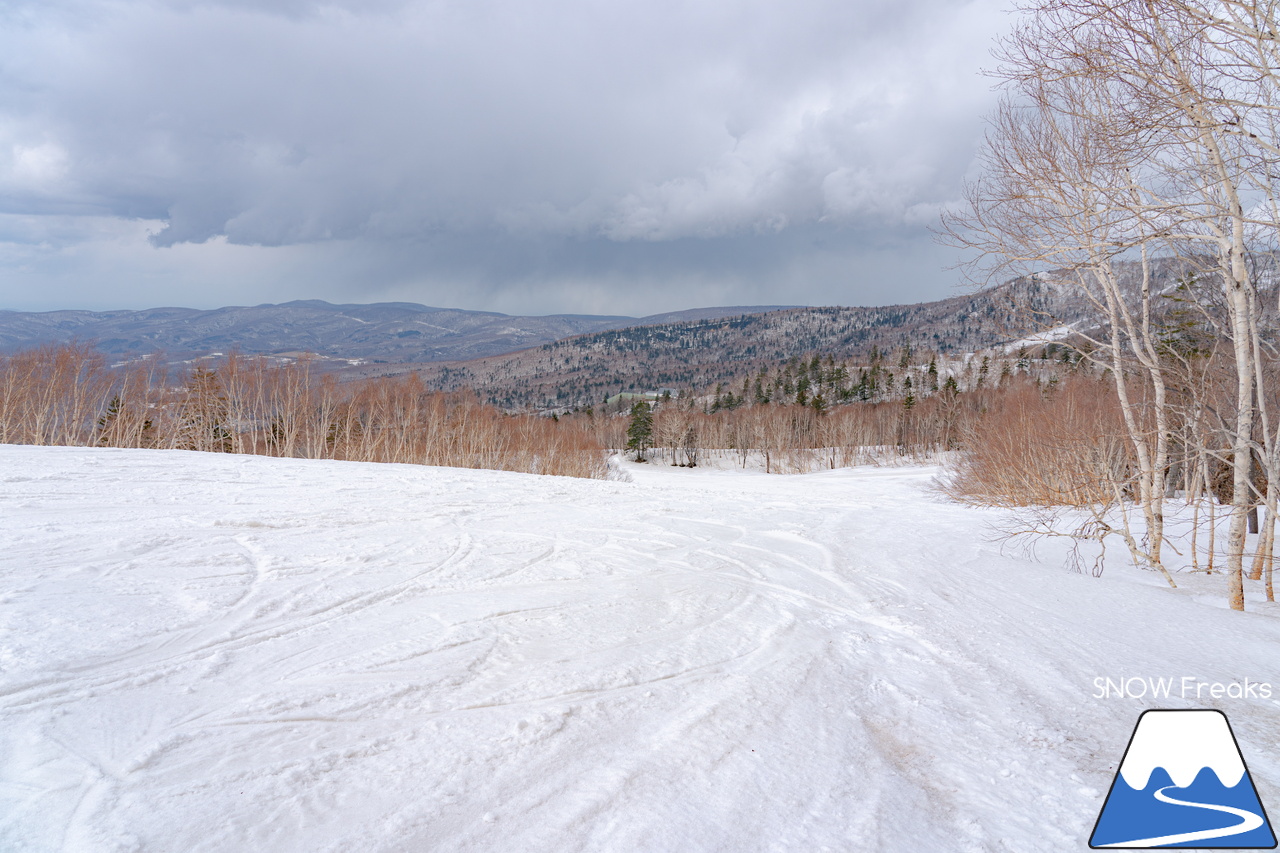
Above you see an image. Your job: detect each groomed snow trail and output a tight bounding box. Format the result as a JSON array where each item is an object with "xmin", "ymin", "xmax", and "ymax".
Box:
[{"xmin": 2, "ymin": 446, "xmax": 1279, "ymax": 852}]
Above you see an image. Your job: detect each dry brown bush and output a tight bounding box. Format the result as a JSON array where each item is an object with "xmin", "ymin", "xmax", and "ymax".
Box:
[
  {"xmin": 944, "ymin": 377, "xmax": 1134, "ymax": 507},
  {"xmin": 0, "ymin": 345, "xmax": 607, "ymax": 480}
]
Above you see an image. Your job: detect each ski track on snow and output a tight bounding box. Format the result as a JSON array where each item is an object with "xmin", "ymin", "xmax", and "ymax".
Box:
[{"xmin": 1, "ymin": 446, "xmax": 1279, "ymax": 852}]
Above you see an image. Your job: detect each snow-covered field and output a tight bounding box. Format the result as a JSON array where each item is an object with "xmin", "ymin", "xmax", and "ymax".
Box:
[{"xmin": 3, "ymin": 445, "xmax": 1280, "ymax": 852}]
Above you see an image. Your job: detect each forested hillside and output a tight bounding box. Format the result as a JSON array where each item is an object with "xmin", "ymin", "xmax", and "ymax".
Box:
[{"xmin": 417, "ymin": 259, "xmax": 1193, "ymax": 409}]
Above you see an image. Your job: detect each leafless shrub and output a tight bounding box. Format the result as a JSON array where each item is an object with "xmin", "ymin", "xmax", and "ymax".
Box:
[
  {"xmin": 991, "ymin": 505, "xmax": 1112, "ymax": 577},
  {"xmin": 0, "ymin": 344, "xmax": 608, "ymax": 480},
  {"xmin": 944, "ymin": 378, "xmax": 1133, "ymax": 507}
]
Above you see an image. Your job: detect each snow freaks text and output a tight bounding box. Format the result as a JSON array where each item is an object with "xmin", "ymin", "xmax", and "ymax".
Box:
[{"xmin": 1093, "ymin": 677, "xmax": 1273, "ymax": 700}]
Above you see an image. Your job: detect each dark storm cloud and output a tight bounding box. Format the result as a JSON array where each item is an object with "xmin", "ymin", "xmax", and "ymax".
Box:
[{"xmin": 0, "ymin": 0, "xmax": 1006, "ymax": 312}]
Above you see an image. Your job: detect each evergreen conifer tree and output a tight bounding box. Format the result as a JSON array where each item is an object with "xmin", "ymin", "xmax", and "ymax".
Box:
[{"xmin": 625, "ymin": 401, "xmax": 653, "ymax": 462}]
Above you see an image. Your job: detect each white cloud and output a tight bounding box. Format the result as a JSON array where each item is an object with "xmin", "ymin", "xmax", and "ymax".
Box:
[
  {"xmin": 9, "ymin": 142, "xmax": 69, "ymax": 184},
  {"xmin": 0, "ymin": 0, "xmax": 1008, "ymax": 311}
]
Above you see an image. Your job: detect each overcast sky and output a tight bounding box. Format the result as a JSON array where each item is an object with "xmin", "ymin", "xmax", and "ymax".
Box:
[{"xmin": 0, "ymin": 0, "xmax": 1008, "ymax": 316}]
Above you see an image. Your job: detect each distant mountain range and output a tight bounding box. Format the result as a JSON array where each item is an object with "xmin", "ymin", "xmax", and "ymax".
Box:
[
  {"xmin": 2, "ymin": 258, "xmax": 1208, "ymax": 410},
  {"xmin": 410, "ymin": 258, "xmax": 1229, "ymax": 409},
  {"xmin": 0, "ymin": 301, "xmax": 800, "ymax": 363},
  {"xmin": 410, "ymin": 273, "xmax": 1107, "ymax": 408}
]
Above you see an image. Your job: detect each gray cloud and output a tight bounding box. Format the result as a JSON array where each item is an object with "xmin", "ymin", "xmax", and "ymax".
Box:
[{"xmin": 0, "ymin": 0, "xmax": 1007, "ymax": 313}]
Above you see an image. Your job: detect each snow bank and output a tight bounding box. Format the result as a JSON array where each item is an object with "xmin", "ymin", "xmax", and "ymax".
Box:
[{"xmin": 2, "ymin": 446, "xmax": 1279, "ymax": 852}]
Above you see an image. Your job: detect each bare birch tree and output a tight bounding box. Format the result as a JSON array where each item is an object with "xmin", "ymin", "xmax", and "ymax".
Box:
[
  {"xmin": 944, "ymin": 22, "xmax": 1179, "ymax": 586},
  {"xmin": 948, "ymin": 0, "xmax": 1280, "ymax": 608}
]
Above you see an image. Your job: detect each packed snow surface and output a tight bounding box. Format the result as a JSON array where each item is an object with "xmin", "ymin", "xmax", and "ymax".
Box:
[{"xmin": 3, "ymin": 446, "xmax": 1280, "ymax": 852}]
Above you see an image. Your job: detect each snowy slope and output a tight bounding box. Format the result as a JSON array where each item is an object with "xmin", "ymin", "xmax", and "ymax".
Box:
[{"xmin": 2, "ymin": 446, "xmax": 1280, "ymax": 852}]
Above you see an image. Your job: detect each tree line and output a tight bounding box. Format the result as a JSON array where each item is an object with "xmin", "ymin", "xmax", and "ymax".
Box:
[
  {"xmin": 943, "ymin": 0, "xmax": 1280, "ymax": 610},
  {"xmin": 0, "ymin": 344, "xmax": 606, "ymax": 479}
]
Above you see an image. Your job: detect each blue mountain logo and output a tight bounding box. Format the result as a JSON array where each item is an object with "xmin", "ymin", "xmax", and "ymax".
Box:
[{"xmin": 1091, "ymin": 709, "xmax": 1276, "ymax": 848}]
